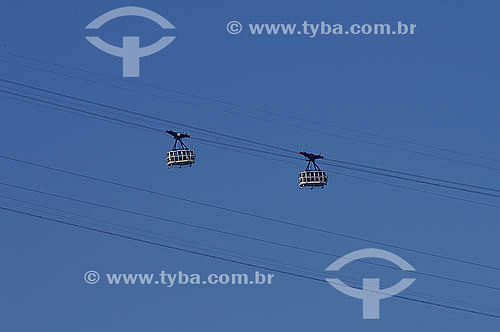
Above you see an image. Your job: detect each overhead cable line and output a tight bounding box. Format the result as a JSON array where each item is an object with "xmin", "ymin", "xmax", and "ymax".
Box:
[
  {"xmin": 2, "ymin": 51, "xmax": 500, "ymax": 166},
  {"xmin": 1, "ymin": 205, "xmax": 500, "ymax": 320},
  {"xmin": 4, "ymin": 88, "xmax": 500, "ymax": 208},
  {"xmin": 4, "ymin": 89, "xmax": 498, "ymax": 210},
  {"xmin": 1, "ymin": 78, "xmax": 499, "ymax": 193},
  {"xmin": 1, "ymin": 86, "xmax": 500, "ymax": 199},
  {"xmin": 2, "ymin": 193, "xmax": 499, "ymax": 314},
  {"xmin": 1, "ymin": 154, "xmax": 499, "ymax": 272},
  {"xmin": 3, "ymin": 84, "xmax": 500, "ymax": 209},
  {"xmin": 1, "ymin": 181, "xmax": 499, "ymax": 292},
  {"xmin": 0, "ymin": 79, "xmax": 296, "ymax": 153}
]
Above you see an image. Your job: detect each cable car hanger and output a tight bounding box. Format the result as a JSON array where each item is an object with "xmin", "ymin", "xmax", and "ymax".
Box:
[
  {"xmin": 300, "ymin": 152, "xmax": 324, "ymax": 171},
  {"xmin": 166, "ymin": 130, "xmax": 191, "ymax": 150}
]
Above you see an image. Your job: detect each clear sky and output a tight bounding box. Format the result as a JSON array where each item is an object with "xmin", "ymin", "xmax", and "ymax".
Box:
[{"xmin": 1, "ymin": 0, "xmax": 499, "ymax": 331}]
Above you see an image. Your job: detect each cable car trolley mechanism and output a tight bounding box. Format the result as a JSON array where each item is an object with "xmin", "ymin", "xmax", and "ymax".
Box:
[
  {"xmin": 165, "ymin": 130, "xmax": 195, "ymax": 167},
  {"xmin": 298, "ymin": 152, "xmax": 328, "ymax": 189}
]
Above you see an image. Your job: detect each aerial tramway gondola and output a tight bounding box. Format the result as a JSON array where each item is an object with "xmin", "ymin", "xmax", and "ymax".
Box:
[
  {"xmin": 165, "ymin": 130, "xmax": 195, "ymax": 167},
  {"xmin": 298, "ymin": 152, "xmax": 328, "ymax": 188}
]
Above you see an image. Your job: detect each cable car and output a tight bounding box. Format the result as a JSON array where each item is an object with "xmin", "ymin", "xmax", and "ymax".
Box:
[
  {"xmin": 298, "ymin": 152, "xmax": 328, "ymax": 188},
  {"xmin": 165, "ymin": 130, "xmax": 195, "ymax": 167}
]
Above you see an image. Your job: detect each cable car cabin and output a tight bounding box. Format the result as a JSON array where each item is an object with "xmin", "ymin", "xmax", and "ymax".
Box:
[
  {"xmin": 166, "ymin": 149, "xmax": 195, "ymax": 167},
  {"xmin": 298, "ymin": 170, "xmax": 328, "ymax": 188},
  {"xmin": 165, "ymin": 130, "xmax": 195, "ymax": 168},
  {"xmin": 298, "ymin": 151, "xmax": 327, "ymax": 189}
]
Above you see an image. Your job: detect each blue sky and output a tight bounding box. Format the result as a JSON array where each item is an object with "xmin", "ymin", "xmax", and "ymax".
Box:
[{"xmin": 1, "ymin": 0, "xmax": 499, "ymax": 330}]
